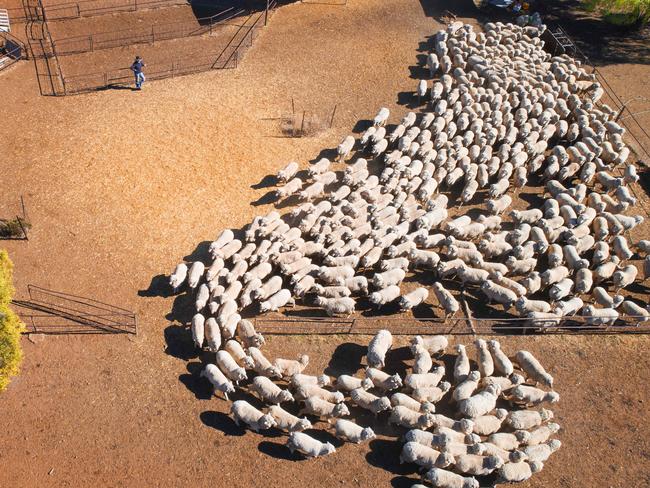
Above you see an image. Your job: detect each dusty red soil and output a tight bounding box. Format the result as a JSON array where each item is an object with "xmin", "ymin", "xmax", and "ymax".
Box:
[{"xmin": 1, "ymin": 0, "xmax": 650, "ymax": 486}]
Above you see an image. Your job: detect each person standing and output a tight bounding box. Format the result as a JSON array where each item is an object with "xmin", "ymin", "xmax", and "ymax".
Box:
[{"xmin": 131, "ymin": 56, "xmax": 146, "ymax": 90}]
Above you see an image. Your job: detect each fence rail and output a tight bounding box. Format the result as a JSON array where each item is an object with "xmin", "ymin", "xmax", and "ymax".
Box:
[
  {"xmin": 42, "ymin": 0, "xmax": 188, "ymax": 21},
  {"xmin": 14, "ymin": 284, "xmax": 137, "ymax": 334},
  {"xmin": 0, "ymin": 31, "xmax": 26, "ymax": 71},
  {"xmin": 252, "ymin": 315, "xmax": 650, "ymax": 336},
  {"xmin": 61, "ymin": 1, "xmax": 276, "ymax": 94},
  {"xmin": 51, "ymin": 6, "xmax": 246, "ymax": 56}
]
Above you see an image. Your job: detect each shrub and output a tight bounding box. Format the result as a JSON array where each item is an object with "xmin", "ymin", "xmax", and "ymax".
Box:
[
  {"xmin": 0, "ymin": 217, "xmax": 31, "ymax": 238},
  {"xmin": 0, "ymin": 250, "xmax": 25, "ymax": 392},
  {"xmin": 584, "ymin": 0, "xmax": 650, "ymax": 26}
]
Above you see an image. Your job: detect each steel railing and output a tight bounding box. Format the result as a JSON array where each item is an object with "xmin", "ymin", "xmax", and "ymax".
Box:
[{"xmin": 51, "ymin": 7, "xmax": 246, "ymax": 56}]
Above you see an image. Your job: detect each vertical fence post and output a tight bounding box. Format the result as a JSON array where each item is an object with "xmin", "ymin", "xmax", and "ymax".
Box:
[
  {"xmin": 329, "ymin": 104, "xmax": 337, "ymax": 128},
  {"xmin": 89, "ymin": 35, "xmax": 93, "ymax": 52},
  {"xmin": 152, "ymin": 25, "xmax": 155, "ymax": 44},
  {"xmin": 265, "ymin": 0, "xmax": 269, "ymax": 26}
]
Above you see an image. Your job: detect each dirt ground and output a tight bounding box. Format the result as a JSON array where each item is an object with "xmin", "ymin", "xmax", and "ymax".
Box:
[{"xmin": 1, "ymin": 0, "xmax": 650, "ymax": 486}]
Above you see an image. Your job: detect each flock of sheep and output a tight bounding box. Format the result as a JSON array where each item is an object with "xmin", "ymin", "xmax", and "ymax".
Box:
[
  {"xmin": 168, "ymin": 20, "xmax": 649, "ymax": 332},
  {"xmin": 198, "ymin": 327, "xmax": 561, "ymax": 487}
]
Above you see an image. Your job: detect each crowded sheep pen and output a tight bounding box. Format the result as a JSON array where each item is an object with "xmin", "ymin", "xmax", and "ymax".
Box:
[{"xmin": 168, "ymin": 21, "xmax": 649, "ymax": 334}]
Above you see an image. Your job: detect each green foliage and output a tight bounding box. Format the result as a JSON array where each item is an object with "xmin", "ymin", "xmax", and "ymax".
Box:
[
  {"xmin": 0, "ymin": 250, "xmax": 25, "ymax": 392},
  {"xmin": 584, "ymin": 0, "xmax": 650, "ymax": 26},
  {"xmin": 0, "ymin": 218, "xmax": 30, "ymax": 238}
]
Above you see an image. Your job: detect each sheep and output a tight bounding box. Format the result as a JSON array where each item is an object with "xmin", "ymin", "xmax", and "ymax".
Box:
[
  {"xmin": 369, "ymin": 285, "xmax": 402, "ymax": 306},
  {"xmin": 395, "ymin": 287, "xmax": 429, "ymax": 312},
  {"xmin": 224, "ymin": 340, "xmax": 254, "ymax": 369},
  {"xmin": 366, "ymin": 329, "xmax": 393, "ymax": 369},
  {"xmin": 215, "ymin": 350, "xmax": 247, "ymax": 384},
  {"xmin": 592, "ymin": 286, "xmax": 624, "ymax": 308},
  {"xmin": 298, "ymin": 397, "xmax": 349, "ymax": 421},
  {"xmin": 505, "ymin": 409, "xmax": 554, "ymax": 431},
  {"xmin": 487, "ymin": 340, "xmax": 514, "ymax": 376},
  {"xmin": 366, "ymin": 367, "xmax": 403, "ymax": 391},
  {"xmin": 496, "ymin": 458, "xmax": 543, "ymax": 483},
  {"xmin": 523, "ymin": 422, "xmax": 561, "ymax": 446},
  {"xmin": 334, "ymin": 419, "xmax": 376, "ymax": 444},
  {"xmin": 187, "ymin": 261, "xmax": 206, "ymax": 289},
  {"xmin": 391, "ymin": 393, "xmax": 435, "ymax": 413},
  {"xmin": 277, "ymin": 161, "xmax": 299, "ymax": 183},
  {"xmin": 549, "ymin": 278, "xmax": 574, "ymax": 302},
  {"xmin": 268, "ymin": 405, "xmax": 312, "ymax": 433},
  {"xmin": 453, "ymin": 454, "xmax": 504, "ymax": 476},
  {"xmin": 204, "ymin": 317, "xmax": 221, "ymax": 352},
  {"xmin": 612, "ymin": 265, "xmax": 638, "ymax": 290},
  {"xmin": 252, "ymin": 275, "xmax": 283, "ymax": 301},
  {"xmin": 412, "ymin": 343, "xmax": 433, "ymax": 374},
  {"xmin": 411, "ymin": 335, "xmax": 448, "ymax": 356},
  {"xmin": 372, "ymin": 268, "xmax": 406, "ymax": 289},
  {"xmin": 523, "ymin": 439, "xmax": 562, "ymax": 463},
  {"xmin": 350, "ymin": 388, "xmax": 392, "ymax": 414},
  {"xmin": 400, "ymin": 442, "xmax": 454, "ymax": 469},
  {"xmin": 291, "ymin": 373, "xmax": 331, "ymax": 389},
  {"xmin": 621, "ymin": 300, "xmax": 650, "ymax": 321},
  {"xmin": 471, "ymin": 409, "xmax": 508, "ymax": 436},
  {"xmin": 259, "ymin": 288, "xmax": 295, "ymax": 313},
  {"xmin": 314, "ymin": 296, "xmax": 356, "ymax": 317},
  {"xmin": 487, "ymin": 431, "xmax": 530, "ymax": 452},
  {"xmin": 190, "ymin": 313, "xmax": 205, "ymax": 349},
  {"xmin": 424, "ymin": 468, "xmax": 479, "ymax": 488},
  {"xmin": 249, "ymin": 347, "xmax": 282, "ymax": 378},
  {"xmin": 514, "ymin": 350, "xmax": 553, "ymax": 387},
  {"xmin": 169, "ymin": 263, "xmax": 188, "ymax": 292},
  {"xmin": 336, "ymin": 375, "xmax": 373, "ymax": 392},
  {"xmin": 273, "ymin": 355, "xmax": 309, "ymax": 378},
  {"xmin": 230, "ymin": 400, "xmax": 276, "ymax": 432},
  {"xmin": 235, "ymin": 319, "xmax": 264, "ymax": 348},
  {"xmin": 612, "ymin": 235, "xmax": 634, "ymax": 260},
  {"xmin": 453, "ymin": 371, "xmax": 481, "ymax": 403},
  {"xmin": 582, "ymin": 304, "xmax": 620, "ymax": 326},
  {"xmin": 295, "ymin": 384, "xmax": 344, "ymax": 404},
  {"xmin": 510, "ymin": 209, "xmax": 543, "ymax": 225},
  {"xmin": 319, "ymin": 265, "xmax": 355, "ymax": 284},
  {"xmin": 337, "ymin": 135, "xmax": 356, "ymax": 161},
  {"xmin": 287, "ymin": 432, "xmax": 336, "ymax": 458},
  {"xmin": 480, "ymin": 280, "xmax": 517, "ymax": 310},
  {"xmin": 251, "ymin": 376, "xmax": 294, "ymax": 405},
  {"xmin": 389, "ymin": 406, "xmax": 436, "ymax": 429},
  {"xmin": 201, "ymin": 363, "xmax": 235, "ymax": 400},
  {"xmin": 454, "ymin": 344, "xmax": 470, "ymax": 384},
  {"xmin": 475, "ymin": 339, "xmax": 494, "ymax": 377},
  {"xmin": 458, "ymin": 384, "xmax": 500, "ymax": 418},
  {"xmin": 373, "ymin": 107, "xmax": 390, "ymax": 127},
  {"xmin": 412, "ymin": 382, "xmax": 452, "ymax": 403}
]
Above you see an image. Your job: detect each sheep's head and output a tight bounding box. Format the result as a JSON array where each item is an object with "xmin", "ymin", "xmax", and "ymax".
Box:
[
  {"xmin": 259, "ymin": 414, "xmax": 277, "ymax": 430},
  {"xmin": 316, "ymin": 374, "xmax": 331, "ymax": 387},
  {"xmin": 360, "ymin": 427, "xmax": 376, "ymax": 442},
  {"xmin": 515, "ymin": 430, "xmax": 531, "ymax": 444},
  {"xmin": 279, "ymin": 390, "xmax": 294, "ymax": 403},
  {"xmin": 509, "ymin": 450, "xmax": 527, "ymax": 463},
  {"xmin": 455, "ymin": 418, "xmax": 473, "ymax": 434},
  {"xmin": 333, "ymin": 403, "xmax": 350, "ymax": 418}
]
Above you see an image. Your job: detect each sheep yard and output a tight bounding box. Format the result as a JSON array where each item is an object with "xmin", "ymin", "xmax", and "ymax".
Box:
[{"xmin": 1, "ymin": 0, "xmax": 650, "ymax": 487}]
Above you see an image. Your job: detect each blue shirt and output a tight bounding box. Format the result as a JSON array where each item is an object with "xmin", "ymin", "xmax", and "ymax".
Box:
[{"xmin": 131, "ymin": 60, "xmax": 144, "ymax": 74}]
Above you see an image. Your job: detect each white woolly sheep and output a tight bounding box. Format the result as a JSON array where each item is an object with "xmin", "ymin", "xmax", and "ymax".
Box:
[
  {"xmin": 231, "ymin": 400, "xmax": 276, "ymax": 432},
  {"xmin": 224, "ymin": 340, "xmax": 254, "ymax": 369},
  {"xmin": 334, "ymin": 419, "xmax": 376, "ymax": 443},
  {"xmin": 268, "ymin": 405, "xmax": 312, "ymax": 432},
  {"xmin": 505, "ymin": 409, "xmax": 554, "ymax": 430},
  {"xmin": 287, "ymin": 432, "xmax": 336, "ymax": 458},
  {"xmin": 169, "ymin": 263, "xmax": 188, "ymax": 292},
  {"xmin": 458, "ymin": 384, "xmax": 500, "ymax": 418},
  {"xmin": 299, "ymin": 397, "xmax": 350, "ymax": 421},
  {"xmin": 251, "ymin": 375, "xmax": 294, "ymax": 405},
  {"xmin": 400, "ymin": 442, "xmax": 454, "ymax": 469},
  {"xmin": 514, "ymin": 350, "xmax": 553, "ymax": 387},
  {"xmin": 201, "ymin": 363, "xmax": 235, "ymax": 400},
  {"xmin": 350, "ymin": 388, "xmax": 392, "ymax": 414},
  {"xmin": 273, "ymin": 355, "xmax": 309, "ymax": 377},
  {"xmin": 215, "ymin": 350, "xmax": 247, "ymax": 384},
  {"xmin": 249, "ymin": 347, "xmax": 282, "ymax": 378},
  {"xmin": 424, "ymin": 468, "xmax": 479, "ymax": 488},
  {"xmin": 389, "ymin": 406, "xmax": 435, "ymax": 429},
  {"xmin": 366, "ymin": 367, "xmax": 403, "ymax": 391}
]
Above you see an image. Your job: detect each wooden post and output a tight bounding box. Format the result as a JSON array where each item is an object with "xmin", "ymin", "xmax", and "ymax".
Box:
[
  {"xmin": 89, "ymin": 35, "xmax": 93, "ymax": 52},
  {"xmin": 299, "ymin": 111, "xmax": 306, "ymax": 136},
  {"xmin": 329, "ymin": 104, "xmax": 337, "ymax": 128},
  {"xmin": 265, "ymin": 0, "xmax": 269, "ymax": 26},
  {"xmin": 291, "ymin": 97, "xmax": 295, "ymax": 114}
]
